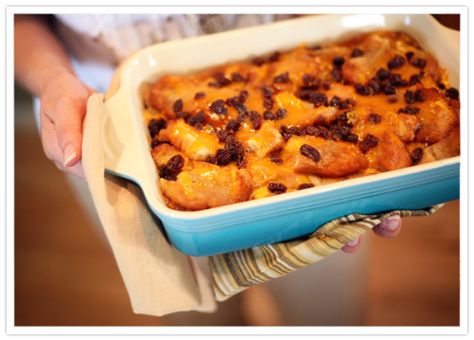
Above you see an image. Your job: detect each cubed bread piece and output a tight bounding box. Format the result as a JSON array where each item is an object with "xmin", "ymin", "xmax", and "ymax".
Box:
[
  {"xmin": 159, "ymin": 119, "xmax": 220, "ymax": 161},
  {"xmin": 375, "ymin": 131, "xmax": 412, "ymax": 171},
  {"xmin": 282, "ymin": 136, "xmax": 368, "ymax": 177},
  {"xmin": 393, "ymin": 113, "xmax": 421, "ymax": 142},
  {"xmin": 160, "ymin": 162, "xmax": 252, "ymax": 210},
  {"xmin": 420, "ymin": 128, "xmax": 460, "ymax": 164},
  {"xmin": 415, "ymin": 88, "xmax": 459, "ymax": 144},
  {"xmin": 245, "ymin": 121, "xmax": 284, "ymax": 157}
]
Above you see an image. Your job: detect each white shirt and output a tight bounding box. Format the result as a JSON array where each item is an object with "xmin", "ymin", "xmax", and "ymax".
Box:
[{"xmin": 54, "ymin": 14, "xmax": 288, "ymax": 92}]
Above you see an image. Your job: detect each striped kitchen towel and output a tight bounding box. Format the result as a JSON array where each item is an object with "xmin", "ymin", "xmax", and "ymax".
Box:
[{"xmin": 209, "ymin": 205, "xmax": 442, "ymax": 301}]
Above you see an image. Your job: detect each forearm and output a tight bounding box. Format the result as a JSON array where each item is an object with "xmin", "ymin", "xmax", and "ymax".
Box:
[{"xmin": 14, "ymin": 15, "xmax": 75, "ymax": 97}]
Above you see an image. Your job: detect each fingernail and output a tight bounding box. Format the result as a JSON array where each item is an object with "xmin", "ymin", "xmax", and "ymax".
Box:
[
  {"xmin": 384, "ymin": 216, "xmax": 400, "ymax": 231},
  {"xmin": 346, "ymin": 237, "xmax": 359, "ymax": 247},
  {"xmin": 63, "ymin": 145, "xmax": 77, "ymax": 167}
]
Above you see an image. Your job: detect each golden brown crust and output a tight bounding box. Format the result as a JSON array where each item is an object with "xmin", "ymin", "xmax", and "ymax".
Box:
[
  {"xmin": 159, "ymin": 163, "xmax": 252, "ymax": 211},
  {"xmin": 282, "ymin": 136, "xmax": 368, "ymax": 178},
  {"xmin": 415, "ymin": 88, "xmax": 459, "ymax": 144},
  {"xmin": 375, "ymin": 132, "xmax": 412, "ymax": 171},
  {"xmin": 420, "ymin": 128, "xmax": 460, "ymax": 164}
]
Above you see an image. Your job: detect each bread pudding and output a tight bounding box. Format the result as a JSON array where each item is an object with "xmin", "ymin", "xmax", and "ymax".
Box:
[{"xmin": 142, "ymin": 30, "xmax": 460, "ymax": 211}]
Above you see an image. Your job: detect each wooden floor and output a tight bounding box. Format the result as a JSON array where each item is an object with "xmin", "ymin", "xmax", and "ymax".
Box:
[{"xmin": 14, "ymin": 95, "xmax": 459, "ymax": 326}]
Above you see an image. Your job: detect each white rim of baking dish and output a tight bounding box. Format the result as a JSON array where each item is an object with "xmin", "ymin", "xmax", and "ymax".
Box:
[{"xmin": 103, "ymin": 14, "xmax": 460, "ymax": 222}]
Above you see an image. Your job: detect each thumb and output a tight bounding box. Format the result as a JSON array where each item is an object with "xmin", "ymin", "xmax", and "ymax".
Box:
[{"xmin": 54, "ymin": 99, "xmax": 87, "ymax": 167}]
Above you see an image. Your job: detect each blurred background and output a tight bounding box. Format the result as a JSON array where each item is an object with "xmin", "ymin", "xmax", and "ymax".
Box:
[{"xmin": 14, "ymin": 14, "xmax": 460, "ymax": 326}]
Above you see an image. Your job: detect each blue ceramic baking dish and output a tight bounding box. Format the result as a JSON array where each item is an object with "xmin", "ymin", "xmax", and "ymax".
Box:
[{"xmin": 101, "ymin": 14, "xmax": 460, "ymax": 256}]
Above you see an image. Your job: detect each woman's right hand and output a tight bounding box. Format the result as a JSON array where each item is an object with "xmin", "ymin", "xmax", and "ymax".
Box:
[{"xmin": 39, "ymin": 70, "xmax": 94, "ymax": 178}]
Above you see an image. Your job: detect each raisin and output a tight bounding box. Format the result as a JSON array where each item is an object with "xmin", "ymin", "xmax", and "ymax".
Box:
[
  {"xmin": 268, "ymin": 182, "xmax": 287, "ymax": 194},
  {"xmin": 237, "ymin": 110, "xmax": 248, "ymax": 123},
  {"xmin": 173, "ymin": 99, "xmax": 183, "ymax": 113},
  {"xmin": 350, "ymin": 48, "xmax": 364, "ymax": 58},
  {"xmin": 273, "ymin": 72, "xmax": 290, "ymax": 83},
  {"xmin": 303, "ymin": 126, "xmax": 320, "ymax": 136},
  {"xmin": 388, "ymin": 73, "xmax": 400, "ymax": 84},
  {"xmin": 302, "ymin": 74, "xmax": 321, "ymax": 90},
  {"xmin": 249, "ymin": 111, "xmax": 263, "ymax": 130},
  {"xmin": 313, "ymin": 92, "xmax": 329, "ymax": 107},
  {"xmin": 404, "ymin": 90, "xmax": 415, "ymax": 104},
  {"xmin": 239, "ymin": 90, "xmax": 249, "ymax": 102},
  {"xmin": 437, "ymin": 82, "xmax": 446, "ymax": 90},
  {"xmin": 269, "ymin": 151, "xmax": 283, "ymax": 165},
  {"xmin": 359, "ymin": 134, "xmax": 379, "ymax": 154},
  {"xmin": 252, "ymin": 57, "xmax": 266, "ymax": 66},
  {"xmin": 345, "ymin": 133, "xmax": 358, "ymax": 143},
  {"xmin": 339, "ymin": 98, "xmax": 356, "ymax": 110},
  {"xmin": 194, "ymin": 91, "xmax": 206, "ymax": 100},
  {"xmin": 231, "ymin": 72, "xmax": 245, "ymax": 82},
  {"xmin": 331, "ymin": 124, "xmax": 351, "ymax": 141},
  {"xmin": 275, "ymin": 108, "xmax": 287, "ymax": 120},
  {"xmin": 280, "ymin": 125, "xmax": 299, "ymax": 141},
  {"xmin": 148, "ymin": 118, "xmax": 167, "ymax": 137},
  {"xmin": 334, "ymin": 111, "xmax": 351, "ymax": 126},
  {"xmin": 446, "ymin": 87, "xmax": 459, "ymax": 100},
  {"xmin": 188, "ymin": 111, "xmax": 206, "ymax": 127},
  {"xmin": 205, "ymin": 155, "xmax": 217, "ymax": 164},
  {"xmin": 225, "ymin": 136, "xmax": 245, "ymax": 166},
  {"xmin": 387, "ymin": 54, "xmax": 406, "ymax": 69},
  {"xmin": 226, "ymin": 95, "xmax": 245, "ymax": 108},
  {"xmin": 376, "ymin": 68, "xmax": 390, "ymax": 81},
  {"xmin": 159, "ymin": 155, "xmax": 185, "ymax": 181},
  {"xmin": 159, "ymin": 167, "xmax": 174, "ymax": 181},
  {"xmin": 268, "ymin": 51, "xmax": 280, "ymax": 63},
  {"xmin": 398, "ymin": 106, "xmax": 420, "ymax": 114},
  {"xmin": 263, "ymin": 97, "xmax": 274, "ymax": 110},
  {"xmin": 217, "ymin": 129, "xmax": 230, "ymax": 143},
  {"xmin": 355, "ymin": 83, "xmax": 372, "ymax": 96},
  {"xmin": 298, "ymin": 183, "xmax": 315, "ymax": 190},
  {"xmin": 410, "ymin": 58, "xmax": 426, "ymax": 69},
  {"xmin": 382, "ymin": 84, "xmax": 396, "ymax": 95},
  {"xmin": 411, "ymin": 147, "xmax": 423, "ymax": 164},
  {"xmin": 368, "ymin": 113, "xmax": 382, "ymax": 124},
  {"xmin": 226, "ymin": 119, "xmax": 241, "ymax": 133},
  {"xmin": 405, "ymin": 51, "xmax": 415, "ymax": 60},
  {"xmin": 414, "ymin": 89, "xmax": 425, "ymax": 102},
  {"xmin": 300, "ymin": 144, "xmax": 321, "ymax": 163},
  {"xmin": 261, "ymin": 85, "xmax": 274, "ymax": 98},
  {"xmin": 297, "ymin": 89, "xmax": 312, "ymax": 101},
  {"xmin": 330, "ymin": 95, "xmax": 342, "ymax": 108},
  {"xmin": 303, "ymin": 92, "xmax": 328, "ymax": 107},
  {"xmin": 368, "ymin": 79, "xmax": 381, "ymax": 94},
  {"xmin": 208, "ymin": 72, "xmax": 232, "ymax": 88},
  {"xmin": 233, "ymin": 102, "xmax": 248, "ymax": 116},
  {"xmin": 409, "ymin": 73, "xmax": 423, "ymax": 86},
  {"xmin": 332, "ymin": 56, "xmax": 345, "ymax": 68},
  {"xmin": 151, "ymin": 139, "xmax": 168, "ymax": 148},
  {"xmin": 215, "ymin": 149, "xmax": 232, "ymax": 166},
  {"xmin": 389, "ymin": 73, "xmax": 407, "ymax": 87},
  {"xmin": 315, "ymin": 125, "xmax": 330, "ymax": 139},
  {"xmin": 263, "ymin": 110, "xmax": 276, "ymax": 120},
  {"xmin": 209, "ymin": 99, "xmax": 228, "ymax": 115}
]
